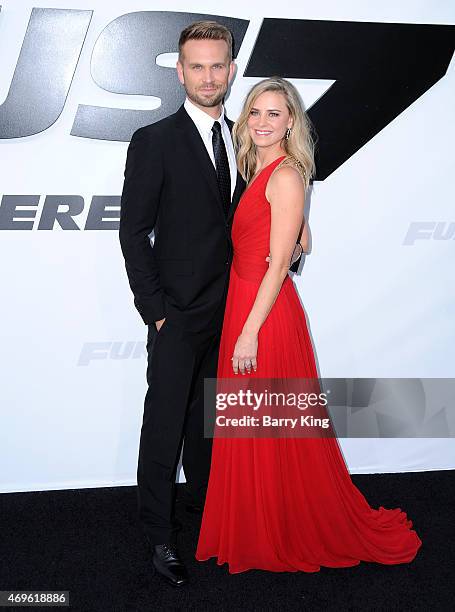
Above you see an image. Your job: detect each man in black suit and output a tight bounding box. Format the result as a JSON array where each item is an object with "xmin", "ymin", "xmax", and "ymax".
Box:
[
  {"xmin": 119, "ymin": 21, "xmax": 244, "ymax": 587},
  {"xmin": 120, "ymin": 21, "xmax": 302, "ymax": 587}
]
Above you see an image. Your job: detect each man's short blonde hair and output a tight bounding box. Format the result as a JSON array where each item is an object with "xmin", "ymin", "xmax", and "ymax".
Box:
[{"xmin": 178, "ymin": 21, "xmax": 233, "ymax": 61}]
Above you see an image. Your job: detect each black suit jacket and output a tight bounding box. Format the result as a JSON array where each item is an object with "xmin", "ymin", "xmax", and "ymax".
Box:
[{"xmin": 119, "ymin": 105, "xmax": 246, "ymax": 332}]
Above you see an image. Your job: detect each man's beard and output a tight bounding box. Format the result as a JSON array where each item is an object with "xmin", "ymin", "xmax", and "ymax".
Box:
[{"xmin": 187, "ymin": 85, "xmax": 226, "ymax": 109}]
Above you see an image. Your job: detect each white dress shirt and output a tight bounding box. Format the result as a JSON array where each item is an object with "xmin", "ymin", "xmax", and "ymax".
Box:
[{"xmin": 184, "ymin": 97, "xmax": 237, "ymax": 198}]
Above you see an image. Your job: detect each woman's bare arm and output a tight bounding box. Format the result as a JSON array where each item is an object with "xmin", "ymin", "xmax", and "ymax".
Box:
[{"xmin": 231, "ymin": 165, "xmax": 305, "ymax": 374}]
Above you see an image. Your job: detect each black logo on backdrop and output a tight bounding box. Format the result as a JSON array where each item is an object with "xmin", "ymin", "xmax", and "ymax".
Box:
[{"xmin": 0, "ymin": 8, "xmax": 454, "ymax": 183}]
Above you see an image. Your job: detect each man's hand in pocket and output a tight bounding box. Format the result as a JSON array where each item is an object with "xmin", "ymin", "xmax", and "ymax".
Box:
[{"xmin": 155, "ymin": 318, "xmax": 166, "ymax": 332}]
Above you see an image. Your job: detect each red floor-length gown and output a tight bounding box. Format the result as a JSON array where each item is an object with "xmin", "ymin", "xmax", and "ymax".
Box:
[{"xmin": 196, "ymin": 156, "xmax": 422, "ymax": 573}]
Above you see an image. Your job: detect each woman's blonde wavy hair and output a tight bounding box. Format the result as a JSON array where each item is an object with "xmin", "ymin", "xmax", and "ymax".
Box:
[{"xmin": 232, "ymin": 77, "xmax": 316, "ymax": 190}]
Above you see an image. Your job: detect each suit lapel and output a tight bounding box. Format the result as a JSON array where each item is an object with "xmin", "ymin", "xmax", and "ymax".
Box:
[
  {"xmin": 175, "ymin": 105, "xmax": 246, "ymax": 228},
  {"xmin": 228, "ymin": 172, "xmax": 246, "ymax": 222},
  {"xmin": 225, "ymin": 116, "xmax": 246, "ymax": 222},
  {"xmin": 175, "ymin": 106, "xmax": 226, "ymax": 224}
]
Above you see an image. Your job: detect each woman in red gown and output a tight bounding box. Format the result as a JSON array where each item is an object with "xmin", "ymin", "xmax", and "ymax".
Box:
[{"xmin": 196, "ymin": 77, "xmax": 422, "ymax": 573}]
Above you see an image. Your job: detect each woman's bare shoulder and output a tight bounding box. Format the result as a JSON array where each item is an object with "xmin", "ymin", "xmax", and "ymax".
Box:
[
  {"xmin": 273, "ymin": 156, "xmax": 306, "ymax": 180},
  {"xmin": 268, "ymin": 158, "xmax": 305, "ymax": 198}
]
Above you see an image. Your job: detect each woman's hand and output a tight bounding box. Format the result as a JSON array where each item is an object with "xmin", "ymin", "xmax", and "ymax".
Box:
[{"xmin": 232, "ymin": 331, "xmax": 258, "ymax": 375}]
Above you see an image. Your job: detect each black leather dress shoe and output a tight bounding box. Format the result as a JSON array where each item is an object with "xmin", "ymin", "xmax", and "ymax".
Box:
[{"xmin": 152, "ymin": 544, "xmax": 188, "ymax": 587}]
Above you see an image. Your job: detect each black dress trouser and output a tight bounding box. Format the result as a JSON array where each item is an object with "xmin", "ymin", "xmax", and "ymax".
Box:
[{"xmin": 137, "ymin": 318, "xmax": 221, "ymax": 545}]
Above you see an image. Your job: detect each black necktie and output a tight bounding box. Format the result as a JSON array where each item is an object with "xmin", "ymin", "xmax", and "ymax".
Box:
[{"xmin": 211, "ymin": 120, "xmax": 231, "ymax": 217}]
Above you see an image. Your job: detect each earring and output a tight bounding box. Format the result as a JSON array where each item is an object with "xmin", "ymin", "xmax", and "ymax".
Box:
[{"xmin": 285, "ymin": 127, "xmax": 291, "ymax": 140}]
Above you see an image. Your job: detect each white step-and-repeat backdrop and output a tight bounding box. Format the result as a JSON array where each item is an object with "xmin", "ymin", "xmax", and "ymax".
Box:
[{"xmin": 1, "ymin": 0, "xmax": 454, "ymax": 492}]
